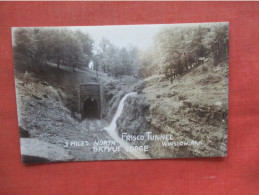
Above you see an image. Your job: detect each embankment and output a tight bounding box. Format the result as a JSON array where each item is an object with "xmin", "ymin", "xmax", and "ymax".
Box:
[{"xmin": 116, "ymin": 59, "xmax": 228, "ymax": 158}]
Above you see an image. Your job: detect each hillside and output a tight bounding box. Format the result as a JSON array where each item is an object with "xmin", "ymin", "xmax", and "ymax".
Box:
[
  {"xmin": 15, "ymin": 64, "xmax": 142, "ymax": 162},
  {"xmin": 16, "ymin": 71, "xmax": 133, "ymax": 162},
  {"xmin": 117, "ymin": 59, "xmax": 229, "ymax": 158}
]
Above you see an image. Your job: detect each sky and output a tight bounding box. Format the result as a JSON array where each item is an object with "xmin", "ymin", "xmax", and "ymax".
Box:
[
  {"xmin": 70, "ymin": 24, "xmax": 164, "ymax": 51},
  {"xmin": 12, "ymin": 24, "xmax": 161, "ymax": 50}
]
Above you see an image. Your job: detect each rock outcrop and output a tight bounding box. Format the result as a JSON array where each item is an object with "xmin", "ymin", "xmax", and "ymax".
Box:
[{"xmin": 20, "ymin": 138, "xmax": 73, "ymax": 163}]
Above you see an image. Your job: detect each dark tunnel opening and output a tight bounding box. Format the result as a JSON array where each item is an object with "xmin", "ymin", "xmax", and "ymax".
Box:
[{"xmin": 83, "ymin": 98, "xmax": 99, "ymax": 119}]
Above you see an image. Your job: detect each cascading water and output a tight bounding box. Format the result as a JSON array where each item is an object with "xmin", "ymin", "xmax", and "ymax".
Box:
[{"xmin": 104, "ymin": 92, "xmax": 147, "ymax": 159}]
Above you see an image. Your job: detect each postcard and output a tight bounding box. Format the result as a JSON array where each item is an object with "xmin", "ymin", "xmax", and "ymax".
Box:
[{"xmin": 12, "ymin": 22, "xmax": 229, "ymax": 163}]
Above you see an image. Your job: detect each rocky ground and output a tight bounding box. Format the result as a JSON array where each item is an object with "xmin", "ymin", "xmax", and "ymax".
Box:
[
  {"xmin": 15, "ymin": 70, "xmax": 135, "ymax": 163},
  {"xmin": 116, "ymin": 58, "xmax": 229, "ymax": 158},
  {"xmin": 15, "ymin": 57, "xmax": 228, "ymax": 162}
]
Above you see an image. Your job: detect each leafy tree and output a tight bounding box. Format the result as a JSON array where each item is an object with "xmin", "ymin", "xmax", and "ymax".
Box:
[
  {"xmin": 13, "ymin": 27, "xmax": 94, "ymax": 73},
  {"xmin": 143, "ymin": 23, "xmax": 229, "ymax": 84},
  {"xmin": 13, "ymin": 28, "xmax": 38, "ymax": 71},
  {"xmin": 94, "ymin": 39, "xmax": 140, "ymax": 78}
]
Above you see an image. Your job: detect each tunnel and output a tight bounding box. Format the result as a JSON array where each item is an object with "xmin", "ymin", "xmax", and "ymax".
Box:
[{"xmin": 83, "ymin": 98, "xmax": 99, "ymax": 119}]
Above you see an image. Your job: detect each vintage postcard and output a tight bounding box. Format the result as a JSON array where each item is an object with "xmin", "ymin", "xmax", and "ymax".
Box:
[{"xmin": 12, "ymin": 22, "xmax": 229, "ymax": 163}]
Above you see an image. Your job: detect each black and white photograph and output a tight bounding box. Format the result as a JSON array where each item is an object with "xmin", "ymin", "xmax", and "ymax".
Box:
[{"xmin": 12, "ymin": 22, "xmax": 229, "ymax": 163}]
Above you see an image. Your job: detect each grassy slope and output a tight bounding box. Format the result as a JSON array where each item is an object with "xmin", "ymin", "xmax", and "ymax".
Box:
[
  {"xmin": 116, "ymin": 58, "xmax": 229, "ymax": 158},
  {"xmin": 144, "ymin": 59, "xmax": 229, "ymax": 158}
]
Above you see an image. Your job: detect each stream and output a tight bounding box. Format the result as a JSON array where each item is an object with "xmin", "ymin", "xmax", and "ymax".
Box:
[{"xmin": 104, "ymin": 92, "xmax": 147, "ymax": 159}]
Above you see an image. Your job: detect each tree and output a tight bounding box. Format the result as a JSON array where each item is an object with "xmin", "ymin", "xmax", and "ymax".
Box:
[
  {"xmin": 145, "ymin": 23, "xmax": 228, "ymax": 84},
  {"xmin": 13, "ymin": 28, "xmax": 38, "ymax": 71},
  {"xmin": 48, "ymin": 28, "xmax": 66, "ymax": 69},
  {"xmin": 128, "ymin": 46, "xmax": 141, "ymax": 77},
  {"xmin": 74, "ymin": 30, "xmax": 94, "ymax": 69},
  {"xmin": 13, "ymin": 27, "xmax": 95, "ymax": 73},
  {"xmin": 97, "ymin": 38, "xmax": 112, "ymax": 72},
  {"xmin": 202, "ymin": 23, "xmax": 229, "ymax": 64}
]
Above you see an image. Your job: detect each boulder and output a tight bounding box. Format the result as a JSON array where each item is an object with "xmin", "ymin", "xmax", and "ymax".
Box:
[
  {"xmin": 32, "ymin": 94, "xmax": 42, "ymax": 100},
  {"xmin": 183, "ymin": 101, "xmax": 192, "ymax": 108},
  {"xmin": 41, "ymin": 81, "xmax": 49, "ymax": 86},
  {"xmin": 166, "ymin": 92, "xmax": 177, "ymax": 98},
  {"xmin": 20, "ymin": 138, "xmax": 73, "ymax": 163},
  {"xmin": 178, "ymin": 95, "xmax": 185, "ymax": 100}
]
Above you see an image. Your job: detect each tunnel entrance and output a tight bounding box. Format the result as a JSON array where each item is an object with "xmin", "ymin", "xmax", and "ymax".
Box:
[
  {"xmin": 80, "ymin": 84, "xmax": 103, "ymax": 120},
  {"xmin": 83, "ymin": 98, "xmax": 99, "ymax": 119}
]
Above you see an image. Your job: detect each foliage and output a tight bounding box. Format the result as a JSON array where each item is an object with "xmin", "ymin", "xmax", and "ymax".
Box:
[
  {"xmin": 13, "ymin": 28, "xmax": 94, "ymax": 72},
  {"xmin": 141, "ymin": 23, "xmax": 229, "ymax": 83},
  {"xmin": 13, "ymin": 23, "xmax": 228, "ymax": 83},
  {"xmin": 94, "ymin": 38, "xmax": 141, "ymax": 78}
]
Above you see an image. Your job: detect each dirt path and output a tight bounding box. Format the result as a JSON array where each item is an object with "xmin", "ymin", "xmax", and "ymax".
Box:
[{"xmin": 66, "ymin": 119, "xmax": 137, "ymax": 161}]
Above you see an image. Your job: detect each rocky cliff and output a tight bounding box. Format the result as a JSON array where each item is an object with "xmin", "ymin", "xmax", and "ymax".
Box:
[{"xmin": 116, "ymin": 59, "xmax": 228, "ymax": 158}]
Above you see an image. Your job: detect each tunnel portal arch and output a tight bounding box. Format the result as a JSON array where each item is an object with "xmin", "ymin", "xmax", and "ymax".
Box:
[{"xmin": 80, "ymin": 84, "xmax": 103, "ymax": 120}]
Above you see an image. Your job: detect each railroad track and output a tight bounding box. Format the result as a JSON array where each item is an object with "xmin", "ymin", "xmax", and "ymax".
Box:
[{"xmin": 91, "ymin": 120, "xmax": 139, "ymax": 160}]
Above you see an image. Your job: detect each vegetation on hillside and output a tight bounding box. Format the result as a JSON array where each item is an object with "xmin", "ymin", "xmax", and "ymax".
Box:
[
  {"xmin": 13, "ymin": 23, "xmax": 229, "ymax": 160},
  {"xmin": 115, "ymin": 23, "xmax": 229, "ymax": 157},
  {"xmin": 117, "ymin": 58, "xmax": 228, "ymax": 158},
  {"xmin": 93, "ymin": 38, "xmax": 141, "ymax": 79},
  {"xmin": 141, "ymin": 23, "xmax": 228, "ymax": 83},
  {"xmin": 13, "ymin": 23, "xmax": 228, "ymax": 85},
  {"xmin": 13, "ymin": 28, "xmax": 141, "ymax": 79},
  {"xmin": 13, "ymin": 28, "xmax": 94, "ymax": 72}
]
